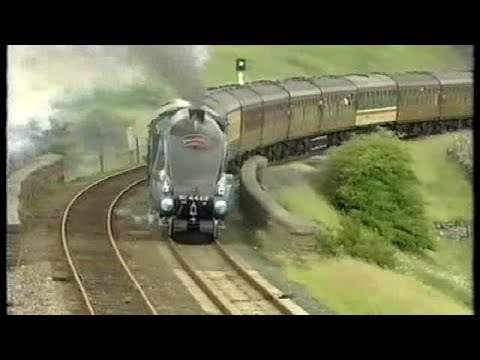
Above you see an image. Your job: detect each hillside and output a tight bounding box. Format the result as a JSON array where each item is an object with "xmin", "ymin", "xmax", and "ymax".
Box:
[
  {"xmin": 202, "ymin": 45, "xmax": 466, "ymax": 86},
  {"xmin": 262, "ymin": 132, "xmax": 473, "ymax": 314}
]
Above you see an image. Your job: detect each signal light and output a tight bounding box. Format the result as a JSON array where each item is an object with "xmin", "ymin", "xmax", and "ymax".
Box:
[{"xmin": 236, "ymin": 58, "xmax": 246, "ymax": 71}]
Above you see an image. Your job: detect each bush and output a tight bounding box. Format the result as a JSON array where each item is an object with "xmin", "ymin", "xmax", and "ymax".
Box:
[
  {"xmin": 316, "ymin": 216, "xmax": 395, "ymax": 268},
  {"xmin": 322, "ymin": 129, "xmax": 432, "ymax": 252}
]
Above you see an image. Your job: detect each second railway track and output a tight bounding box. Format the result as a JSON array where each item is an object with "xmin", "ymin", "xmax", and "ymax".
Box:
[{"xmin": 61, "ymin": 166, "xmax": 156, "ymax": 315}]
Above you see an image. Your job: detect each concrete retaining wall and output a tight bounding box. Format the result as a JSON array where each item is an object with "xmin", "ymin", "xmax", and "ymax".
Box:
[
  {"xmin": 239, "ymin": 155, "xmax": 316, "ymax": 236},
  {"xmin": 7, "ymin": 154, "xmax": 64, "ymax": 233}
]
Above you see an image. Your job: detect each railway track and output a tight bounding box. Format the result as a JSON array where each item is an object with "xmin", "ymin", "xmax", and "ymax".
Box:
[
  {"xmin": 61, "ymin": 166, "xmax": 156, "ymax": 315},
  {"xmin": 62, "ymin": 165, "xmax": 307, "ymax": 315},
  {"xmin": 168, "ymin": 238, "xmax": 307, "ymax": 315},
  {"xmin": 111, "ymin": 175, "xmax": 307, "ymax": 315}
]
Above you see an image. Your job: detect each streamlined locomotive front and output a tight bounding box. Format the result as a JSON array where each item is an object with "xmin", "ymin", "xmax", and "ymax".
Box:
[{"xmin": 150, "ymin": 105, "xmax": 232, "ymax": 240}]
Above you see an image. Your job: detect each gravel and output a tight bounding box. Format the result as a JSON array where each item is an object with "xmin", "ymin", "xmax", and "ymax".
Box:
[{"xmin": 7, "ymin": 262, "xmax": 76, "ymax": 315}]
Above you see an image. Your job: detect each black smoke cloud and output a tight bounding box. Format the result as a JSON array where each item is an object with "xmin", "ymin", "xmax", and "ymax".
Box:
[{"xmin": 123, "ymin": 45, "xmax": 209, "ymax": 104}]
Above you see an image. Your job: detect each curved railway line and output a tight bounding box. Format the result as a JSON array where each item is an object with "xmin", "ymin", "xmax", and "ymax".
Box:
[
  {"xmin": 61, "ymin": 166, "xmax": 156, "ymax": 315},
  {"xmin": 61, "ymin": 165, "xmax": 306, "ymax": 315}
]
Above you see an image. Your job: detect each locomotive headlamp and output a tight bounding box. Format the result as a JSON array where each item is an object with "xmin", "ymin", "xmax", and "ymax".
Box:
[
  {"xmin": 214, "ymin": 200, "xmax": 227, "ymax": 215},
  {"xmin": 161, "ymin": 197, "xmax": 174, "ymax": 212}
]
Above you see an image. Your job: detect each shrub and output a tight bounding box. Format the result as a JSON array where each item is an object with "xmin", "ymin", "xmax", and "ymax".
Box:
[
  {"xmin": 322, "ymin": 130, "xmax": 432, "ymax": 252},
  {"xmin": 316, "ymin": 215, "xmax": 395, "ymax": 268}
]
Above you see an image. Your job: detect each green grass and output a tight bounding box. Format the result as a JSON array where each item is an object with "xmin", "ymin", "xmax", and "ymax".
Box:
[
  {"xmin": 406, "ymin": 133, "xmax": 473, "ymax": 222},
  {"xmin": 284, "ymin": 256, "xmax": 471, "ymax": 315},
  {"xmin": 394, "ymin": 237, "xmax": 473, "ymax": 308},
  {"xmin": 277, "ymin": 185, "xmax": 341, "ymax": 229},
  {"xmin": 202, "ymin": 45, "xmax": 464, "ymax": 86},
  {"xmin": 264, "ymin": 132, "xmax": 473, "ymax": 314}
]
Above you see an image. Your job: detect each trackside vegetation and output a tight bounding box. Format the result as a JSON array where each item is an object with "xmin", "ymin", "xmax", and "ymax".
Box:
[{"xmin": 316, "ymin": 130, "xmax": 433, "ymax": 267}]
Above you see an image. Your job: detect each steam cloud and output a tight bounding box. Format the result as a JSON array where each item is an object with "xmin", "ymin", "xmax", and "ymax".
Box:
[
  {"xmin": 7, "ymin": 45, "xmax": 211, "ymax": 174},
  {"xmin": 8, "ymin": 45, "xmax": 211, "ymax": 126}
]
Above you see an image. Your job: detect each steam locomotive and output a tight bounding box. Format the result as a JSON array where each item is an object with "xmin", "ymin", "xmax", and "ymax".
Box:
[{"xmin": 147, "ymin": 100, "xmax": 234, "ymax": 240}]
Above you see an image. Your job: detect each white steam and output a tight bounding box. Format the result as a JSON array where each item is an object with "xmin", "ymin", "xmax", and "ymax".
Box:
[
  {"xmin": 7, "ymin": 45, "xmax": 212, "ymax": 173},
  {"xmin": 8, "ymin": 45, "xmax": 212, "ymax": 127}
]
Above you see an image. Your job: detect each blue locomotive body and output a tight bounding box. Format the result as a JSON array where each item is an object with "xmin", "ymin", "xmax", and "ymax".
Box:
[{"xmin": 147, "ymin": 100, "xmax": 234, "ymax": 240}]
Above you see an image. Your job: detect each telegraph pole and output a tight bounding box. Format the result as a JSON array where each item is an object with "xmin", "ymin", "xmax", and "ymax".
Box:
[{"xmin": 126, "ymin": 126, "xmax": 136, "ymax": 164}]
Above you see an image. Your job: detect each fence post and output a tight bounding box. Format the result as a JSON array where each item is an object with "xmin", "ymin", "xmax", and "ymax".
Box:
[
  {"xmin": 129, "ymin": 150, "xmax": 134, "ymax": 165},
  {"xmin": 136, "ymin": 137, "xmax": 140, "ymax": 163},
  {"xmin": 99, "ymin": 153, "xmax": 104, "ymax": 174}
]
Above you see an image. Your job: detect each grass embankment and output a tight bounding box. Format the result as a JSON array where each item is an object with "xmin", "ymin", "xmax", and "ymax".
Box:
[
  {"xmin": 408, "ymin": 133, "xmax": 472, "ymax": 222},
  {"xmin": 202, "ymin": 45, "xmax": 463, "ymax": 86},
  {"xmin": 269, "ymin": 132, "xmax": 473, "ymax": 314},
  {"xmin": 284, "ymin": 256, "xmax": 471, "ymax": 315}
]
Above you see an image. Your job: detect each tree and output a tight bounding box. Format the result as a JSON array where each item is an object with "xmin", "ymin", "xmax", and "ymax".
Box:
[{"xmin": 72, "ymin": 109, "xmax": 130, "ymax": 173}]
